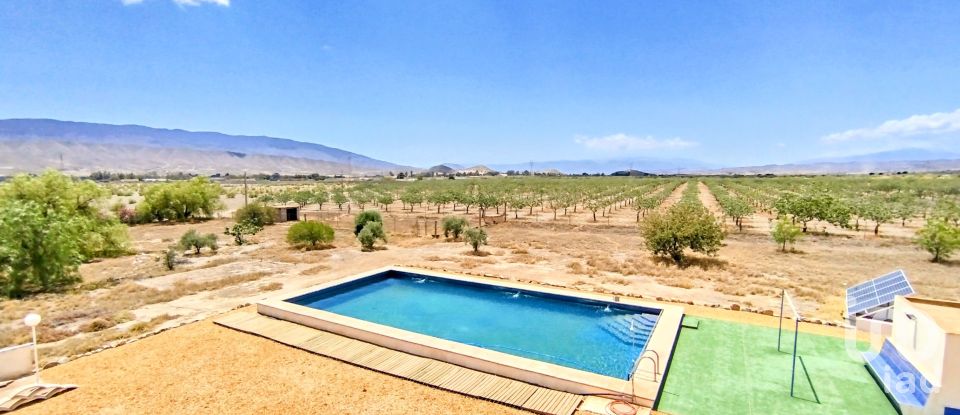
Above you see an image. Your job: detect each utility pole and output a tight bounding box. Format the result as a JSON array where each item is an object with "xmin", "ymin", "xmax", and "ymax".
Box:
[{"xmin": 243, "ymin": 171, "xmax": 249, "ymax": 207}]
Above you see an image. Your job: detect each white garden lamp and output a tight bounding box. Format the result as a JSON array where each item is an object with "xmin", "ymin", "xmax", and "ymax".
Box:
[{"xmin": 23, "ymin": 313, "xmax": 42, "ymax": 385}]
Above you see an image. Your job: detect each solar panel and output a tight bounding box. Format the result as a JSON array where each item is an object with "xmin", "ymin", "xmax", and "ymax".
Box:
[{"xmin": 845, "ymin": 269, "xmax": 914, "ymax": 316}]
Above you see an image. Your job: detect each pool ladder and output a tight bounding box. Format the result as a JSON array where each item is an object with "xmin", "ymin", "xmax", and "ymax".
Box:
[{"xmin": 629, "ymin": 350, "xmax": 661, "ymax": 404}]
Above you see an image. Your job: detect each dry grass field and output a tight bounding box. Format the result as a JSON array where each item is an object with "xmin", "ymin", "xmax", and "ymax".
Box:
[{"xmin": 2, "ymin": 181, "xmax": 956, "ymax": 369}]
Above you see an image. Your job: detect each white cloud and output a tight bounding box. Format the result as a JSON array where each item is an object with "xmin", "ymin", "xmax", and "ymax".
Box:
[
  {"xmin": 822, "ymin": 108, "xmax": 960, "ymax": 142},
  {"xmin": 574, "ymin": 133, "xmax": 697, "ymax": 152}
]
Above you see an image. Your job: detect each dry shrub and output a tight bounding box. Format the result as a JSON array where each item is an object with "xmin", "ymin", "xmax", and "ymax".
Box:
[
  {"xmin": 653, "ymin": 274, "xmax": 696, "ymax": 289},
  {"xmin": 602, "ymin": 276, "xmax": 630, "ymax": 285},
  {"xmin": 52, "ymin": 329, "xmax": 130, "ymax": 359},
  {"xmin": 299, "ymin": 264, "xmax": 331, "ymax": 275},
  {"xmin": 511, "ymin": 248, "xmax": 529, "ymax": 255},
  {"xmin": 81, "ymin": 318, "xmax": 115, "ymax": 333},
  {"xmin": 458, "ymin": 257, "xmax": 494, "ymax": 269},
  {"xmin": 259, "ymin": 282, "xmax": 283, "ymax": 292},
  {"xmin": 128, "ymin": 314, "xmax": 178, "ymax": 334},
  {"xmin": 197, "ymin": 257, "xmax": 238, "ymax": 270},
  {"xmin": 507, "ymin": 255, "xmax": 545, "ymax": 265},
  {"xmin": 0, "ymin": 325, "xmax": 76, "ymax": 347}
]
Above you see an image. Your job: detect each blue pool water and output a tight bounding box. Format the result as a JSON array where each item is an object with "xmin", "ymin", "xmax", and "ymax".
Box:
[{"xmin": 288, "ymin": 271, "xmax": 660, "ymax": 379}]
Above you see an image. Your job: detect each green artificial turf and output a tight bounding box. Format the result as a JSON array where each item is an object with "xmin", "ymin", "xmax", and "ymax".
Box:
[{"xmin": 655, "ymin": 318, "xmax": 897, "ymax": 415}]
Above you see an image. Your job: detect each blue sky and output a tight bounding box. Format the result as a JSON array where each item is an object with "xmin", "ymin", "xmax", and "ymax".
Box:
[{"xmin": 1, "ymin": 0, "xmax": 959, "ymax": 167}]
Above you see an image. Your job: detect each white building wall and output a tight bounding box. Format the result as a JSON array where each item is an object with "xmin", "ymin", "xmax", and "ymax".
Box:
[{"xmin": 892, "ymin": 297, "xmax": 946, "ymax": 385}]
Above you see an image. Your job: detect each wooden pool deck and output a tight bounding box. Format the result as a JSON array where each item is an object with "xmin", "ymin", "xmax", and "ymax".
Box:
[{"xmin": 215, "ymin": 311, "xmax": 584, "ymax": 415}]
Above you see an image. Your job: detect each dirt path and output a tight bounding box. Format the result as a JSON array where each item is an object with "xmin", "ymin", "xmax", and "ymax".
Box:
[
  {"xmin": 696, "ymin": 181, "xmax": 724, "ymax": 217},
  {"xmin": 658, "ymin": 181, "xmax": 687, "ymax": 211}
]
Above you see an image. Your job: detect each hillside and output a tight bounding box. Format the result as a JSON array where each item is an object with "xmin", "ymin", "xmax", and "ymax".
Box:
[{"xmin": 0, "ymin": 119, "xmax": 413, "ymax": 175}]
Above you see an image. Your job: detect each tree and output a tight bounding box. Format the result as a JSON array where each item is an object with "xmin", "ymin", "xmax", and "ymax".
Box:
[
  {"xmin": 475, "ymin": 191, "xmax": 500, "ymax": 225},
  {"xmin": 354, "ymin": 210, "xmax": 383, "ymax": 235},
  {"xmin": 376, "ymin": 192, "xmax": 395, "ymax": 211},
  {"xmin": 136, "ymin": 177, "xmax": 223, "ymax": 222},
  {"xmin": 724, "ymin": 199, "xmax": 753, "ymax": 232},
  {"xmin": 893, "ymin": 200, "xmax": 918, "ymax": 227},
  {"xmin": 311, "ymin": 187, "xmax": 329, "ymax": 210},
  {"xmin": 860, "ymin": 198, "xmax": 895, "ymax": 235},
  {"xmin": 350, "ymin": 190, "xmax": 373, "ymax": 210},
  {"xmin": 179, "ymin": 230, "xmax": 218, "ymax": 254},
  {"xmin": 775, "ymin": 191, "xmax": 850, "ymax": 232},
  {"xmin": 0, "ymin": 199, "xmax": 83, "ymax": 298},
  {"xmin": 442, "ymin": 216, "xmax": 468, "ymax": 239},
  {"xmin": 428, "ymin": 191, "xmax": 452, "ymax": 214},
  {"xmin": 639, "ymin": 203, "xmax": 725, "ymax": 265},
  {"xmin": 464, "ymin": 227, "xmax": 488, "ymax": 253},
  {"xmin": 160, "ymin": 246, "xmax": 178, "ymax": 271},
  {"xmin": 357, "ymin": 221, "xmax": 387, "ymax": 251},
  {"xmin": 233, "ymin": 203, "xmax": 276, "ymax": 227},
  {"xmin": 287, "ymin": 221, "xmax": 335, "ymax": 248},
  {"xmin": 332, "ymin": 188, "xmax": 349, "ymax": 211},
  {"xmin": 771, "ymin": 218, "xmax": 803, "ymax": 252},
  {"xmin": 508, "ymin": 193, "xmax": 532, "ymax": 219},
  {"xmin": 400, "ymin": 188, "xmax": 424, "ymax": 212},
  {"xmin": 224, "ymin": 221, "xmax": 262, "ymax": 245},
  {"xmin": 584, "ymin": 197, "xmax": 607, "ymax": 222},
  {"xmin": 916, "ymin": 219, "xmax": 960, "ymax": 263},
  {"xmin": 0, "ymin": 170, "xmax": 129, "ymax": 259},
  {"xmin": 291, "ymin": 190, "xmax": 313, "ymax": 208}
]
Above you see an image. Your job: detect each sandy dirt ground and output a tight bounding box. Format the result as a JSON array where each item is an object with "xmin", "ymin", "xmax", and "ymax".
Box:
[
  {"xmin": 2, "ymin": 189, "xmax": 955, "ymax": 367},
  {"xmin": 12, "ymin": 311, "xmax": 531, "ymax": 415}
]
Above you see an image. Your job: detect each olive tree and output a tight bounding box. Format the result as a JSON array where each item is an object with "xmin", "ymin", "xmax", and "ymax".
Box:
[
  {"xmin": 464, "ymin": 227, "xmax": 488, "ymax": 253},
  {"xmin": 442, "ymin": 216, "xmax": 468, "ymax": 239},
  {"xmin": 358, "ymin": 221, "xmax": 387, "ymax": 251},
  {"xmin": 354, "ymin": 210, "xmax": 383, "ymax": 235},
  {"xmin": 179, "ymin": 230, "xmax": 218, "ymax": 254}
]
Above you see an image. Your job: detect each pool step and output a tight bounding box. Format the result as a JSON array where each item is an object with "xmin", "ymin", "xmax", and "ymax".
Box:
[{"xmin": 599, "ymin": 314, "xmax": 656, "ymax": 344}]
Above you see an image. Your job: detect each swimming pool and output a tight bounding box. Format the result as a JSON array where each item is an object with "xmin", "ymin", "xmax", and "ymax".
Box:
[
  {"xmin": 258, "ymin": 267, "xmax": 683, "ymax": 402},
  {"xmin": 287, "ymin": 269, "xmax": 659, "ymax": 379}
]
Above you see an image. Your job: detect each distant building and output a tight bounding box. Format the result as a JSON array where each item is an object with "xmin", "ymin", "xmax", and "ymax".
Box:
[{"xmin": 270, "ymin": 204, "xmax": 300, "ymax": 222}]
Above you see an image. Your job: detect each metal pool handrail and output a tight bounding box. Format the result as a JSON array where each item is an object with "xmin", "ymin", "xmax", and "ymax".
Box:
[{"xmin": 629, "ymin": 349, "xmax": 660, "ymax": 404}]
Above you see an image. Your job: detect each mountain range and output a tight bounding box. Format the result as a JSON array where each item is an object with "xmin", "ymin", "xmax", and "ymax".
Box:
[
  {"xmin": 0, "ymin": 119, "xmax": 412, "ymax": 176},
  {"xmin": 1, "ymin": 118, "xmax": 958, "ymax": 176}
]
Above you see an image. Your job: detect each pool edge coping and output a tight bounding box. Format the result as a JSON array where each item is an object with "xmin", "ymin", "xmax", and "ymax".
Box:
[{"xmin": 257, "ymin": 265, "xmax": 684, "ymax": 404}]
